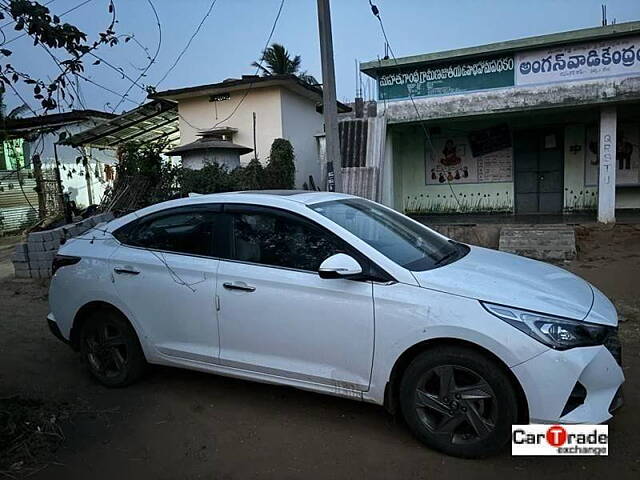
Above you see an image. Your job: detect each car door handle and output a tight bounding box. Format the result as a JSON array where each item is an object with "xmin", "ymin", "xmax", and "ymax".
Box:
[
  {"xmin": 113, "ymin": 267, "xmax": 140, "ymax": 275},
  {"xmin": 223, "ymin": 281, "xmax": 256, "ymax": 292}
]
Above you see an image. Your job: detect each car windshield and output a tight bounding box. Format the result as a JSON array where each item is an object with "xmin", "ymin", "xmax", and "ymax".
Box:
[{"xmin": 309, "ymin": 198, "xmax": 466, "ymax": 271}]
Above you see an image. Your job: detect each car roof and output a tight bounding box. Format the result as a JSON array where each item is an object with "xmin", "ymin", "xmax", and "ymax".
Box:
[
  {"xmin": 178, "ymin": 190, "xmax": 354, "ymax": 206},
  {"xmin": 105, "ymin": 191, "xmax": 356, "ymax": 232}
]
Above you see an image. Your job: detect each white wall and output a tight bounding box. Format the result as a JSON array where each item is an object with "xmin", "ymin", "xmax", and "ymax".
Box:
[
  {"xmin": 280, "ymin": 88, "xmax": 323, "ymax": 188},
  {"xmin": 177, "ymin": 87, "xmax": 283, "ymax": 167},
  {"xmin": 177, "ymin": 85, "xmax": 323, "ymax": 188}
]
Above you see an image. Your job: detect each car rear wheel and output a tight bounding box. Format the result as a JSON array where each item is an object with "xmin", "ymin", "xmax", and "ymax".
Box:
[
  {"xmin": 79, "ymin": 309, "xmax": 146, "ymax": 387},
  {"xmin": 399, "ymin": 346, "xmax": 518, "ymax": 458}
]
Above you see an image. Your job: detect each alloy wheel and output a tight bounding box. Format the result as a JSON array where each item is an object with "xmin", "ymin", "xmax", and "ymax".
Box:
[
  {"xmin": 84, "ymin": 321, "xmax": 128, "ymax": 378},
  {"xmin": 414, "ymin": 364, "xmax": 497, "ymax": 445}
]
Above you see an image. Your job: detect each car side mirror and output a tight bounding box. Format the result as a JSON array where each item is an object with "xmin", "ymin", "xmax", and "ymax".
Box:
[{"xmin": 318, "ymin": 253, "xmax": 363, "ymax": 279}]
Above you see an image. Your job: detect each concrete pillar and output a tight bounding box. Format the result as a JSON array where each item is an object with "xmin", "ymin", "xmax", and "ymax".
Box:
[
  {"xmin": 380, "ymin": 129, "xmax": 394, "ymax": 208},
  {"xmin": 597, "ymin": 106, "xmax": 617, "ymax": 223}
]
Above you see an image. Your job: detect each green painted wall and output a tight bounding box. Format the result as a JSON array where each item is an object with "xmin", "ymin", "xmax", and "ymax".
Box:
[
  {"xmin": 391, "ymin": 119, "xmax": 640, "ymax": 214},
  {"xmin": 392, "ymin": 124, "xmax": 513, "ymax": 214}
]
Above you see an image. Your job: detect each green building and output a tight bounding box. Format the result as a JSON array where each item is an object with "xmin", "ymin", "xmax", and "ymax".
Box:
[{"xmin": 361, "ymin": 21, "xmax": 640, "ymax": 223}]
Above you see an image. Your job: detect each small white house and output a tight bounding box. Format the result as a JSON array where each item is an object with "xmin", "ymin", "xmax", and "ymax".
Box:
[{"xmin": 152, "ymin": 74, "xmax": 350, "ymax": 188}]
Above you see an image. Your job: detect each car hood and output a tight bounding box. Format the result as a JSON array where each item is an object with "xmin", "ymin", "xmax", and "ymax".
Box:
[{"xmin": 412, "ymin": 246, "xmax": 594, "ymax": 320}]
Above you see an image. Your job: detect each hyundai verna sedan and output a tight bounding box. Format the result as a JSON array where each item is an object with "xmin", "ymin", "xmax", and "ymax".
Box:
[{"xmin": 47, "ymin": 191, "xmax": 623, "ymax": 457}]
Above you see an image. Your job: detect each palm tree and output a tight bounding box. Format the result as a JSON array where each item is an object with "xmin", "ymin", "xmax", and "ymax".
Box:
[{"xmin": 252, "ymin": 43, "xmax": 318, "ymax": 85}]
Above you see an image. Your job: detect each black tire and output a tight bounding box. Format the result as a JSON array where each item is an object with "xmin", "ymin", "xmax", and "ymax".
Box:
[
  {"xmin": 399, "ymin": 346, "xmax": 518, "ymax": 458},
  {"xmin": 79, "ymin": 309, "xmax": 146, "ymax": 387}
]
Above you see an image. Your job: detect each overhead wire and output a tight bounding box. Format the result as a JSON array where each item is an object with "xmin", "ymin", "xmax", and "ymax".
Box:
[
  {"xmin": 111, "ymin": 0, "xmax": 162, "ymax": 112},
  {"xmin": 367, "ymin": 0, "xmax": 465, "ymax": 211},
  {"xmin": 154, "ymin": 0, "xmax": 219, "ymax": 88},
  {"xmin": 210, "ymin": 0, "xmax": 286, "ymax": 130}
]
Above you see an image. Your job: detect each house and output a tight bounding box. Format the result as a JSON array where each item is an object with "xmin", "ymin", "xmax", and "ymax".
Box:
[
  {"xmin": 360, "ymin": 21, "xmax": 640, "ymax": 223},
  {"xmin": 0, "ymin": 109, "xmax": 117, "ymax": 232},
  {"xmin": 151, "ymin": 74, "xmax": 350, "ymax": 188}
]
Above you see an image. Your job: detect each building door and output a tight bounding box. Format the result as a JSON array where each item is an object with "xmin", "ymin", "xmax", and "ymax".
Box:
[{"xmin": 514, "ymin": 129, "xmax": 564, "ymax": 214}]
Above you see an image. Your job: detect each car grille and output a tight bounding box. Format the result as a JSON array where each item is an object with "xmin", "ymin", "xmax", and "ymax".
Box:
[{"xmin": 604, "ymin": 328, "xmax": 622, "ymax": 366}]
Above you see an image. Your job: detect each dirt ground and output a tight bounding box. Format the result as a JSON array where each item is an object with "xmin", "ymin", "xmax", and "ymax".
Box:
[{"xmin": 0, "ymin": 226, "xmax": 639, "ymax": 480}]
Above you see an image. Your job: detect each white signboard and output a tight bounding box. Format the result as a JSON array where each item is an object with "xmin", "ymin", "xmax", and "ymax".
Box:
[
  {"xmin": 516, "ymin": 36, "xmax": 640, "ymax": 86},
  {"xmin": 585, "ymin": 123, "xmax": 640, "ymax": 186},
  {"xmin": 426, "ymin": 136, "xmax": 512, "ymax": 185}
]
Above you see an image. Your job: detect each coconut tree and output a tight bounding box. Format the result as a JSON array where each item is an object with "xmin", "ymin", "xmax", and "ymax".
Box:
[{"xmin": 252, "ymin": 43, "xmax": 318, "ymax": 85}]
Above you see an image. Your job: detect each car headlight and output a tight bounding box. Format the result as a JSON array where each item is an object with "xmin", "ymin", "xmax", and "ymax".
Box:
[{"xmin": 481, "ymin": 301, "xmax": 612, "ymax": 350}]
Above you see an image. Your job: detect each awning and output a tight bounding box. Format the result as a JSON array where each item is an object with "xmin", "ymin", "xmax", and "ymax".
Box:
[{"xmin": 60, "ymin": 99, "xmax": 179, "ymax": 149}]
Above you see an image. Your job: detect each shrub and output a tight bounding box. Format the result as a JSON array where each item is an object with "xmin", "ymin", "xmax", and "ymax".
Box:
[
  {"xmin": 241, "ymin": 158, "xmax": 264, "ymax": 190},
  {"xmin": 178, "ymin": 162, "xmax": 236, "ymax": 195},
  {"xmin": 264, "ymin": 138, "xmax": 295, "ymax": 189}
]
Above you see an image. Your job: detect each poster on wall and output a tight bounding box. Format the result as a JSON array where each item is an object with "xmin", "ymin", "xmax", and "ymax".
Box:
[
  {"xmin": 585, "ymin": 123, "xmax": 640, "ymax": 186},
  {"xmin": 425, "ymin": 135, "xmax": 513, "ymax": 185},
  {"xmin": 516, "ymin": 36, "xmax": 640, "ymax": 87}
]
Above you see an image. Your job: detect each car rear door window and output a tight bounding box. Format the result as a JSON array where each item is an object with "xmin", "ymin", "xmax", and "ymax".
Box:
[{"xmin": 123, "ymin": 208, "xmax": 219, "ymax": 257}]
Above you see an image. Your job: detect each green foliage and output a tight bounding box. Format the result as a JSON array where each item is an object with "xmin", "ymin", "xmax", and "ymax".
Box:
[
  {"xmin": 116, "ymin": 141, "xmax": 167, "ymax": 180},
  {"xmin": 114, "ymin": 137, "xmax": 298, "ymax": 207},
  {"xmin": 242, "ymin": 158, "xmax": 264, "ymax": 190},
  {"xmin": 253, "ymin": 43, "xmax": 301, "ymax": 76},
  {"xmin": 115, "ymin": 140, "xmax": 178, "ymax": 205},
  {"xmin": 0, "ymin": 0, "xmax": 119, "ymax": 110},
  {"xmin": 264, "ymin": 138, "xmax": 295, "ymax": 189},
  {"xmin": 252, "ymin": 43, "xmax": 318, "ymax": 85},
  {"xmin": 178, "ymin": 162, "xmax": 238, "ymax": 195}
]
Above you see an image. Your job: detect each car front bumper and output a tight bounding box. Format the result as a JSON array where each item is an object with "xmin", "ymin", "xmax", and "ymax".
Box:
[{"xmin": 511, "ymin": 344, "xmax": 624, "ymax": 424}]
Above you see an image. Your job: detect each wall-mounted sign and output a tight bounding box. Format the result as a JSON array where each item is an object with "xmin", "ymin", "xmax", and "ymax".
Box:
[
  {"xmin": 425, "ymin": 135, "xmax": 513, "ymax": 185},
  {"xmin": 516, "ymin": 36, "xmax": 640, "ymax": 86},
  {"xmin": 209, "ymin": 92, "xmax": 231, "ymax": 102},
  {"xmin": 378, "ymin": 56, "xmax": 514, "ymax": 100},
  {"xmin": 585, "ymin": 123, "xmax": 640, "ymax": 186}
]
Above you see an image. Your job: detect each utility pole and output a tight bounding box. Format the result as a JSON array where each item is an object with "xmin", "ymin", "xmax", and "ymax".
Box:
[{"xmin": 317, "ymin": 0, "xmax": 341, "ymax": 192}]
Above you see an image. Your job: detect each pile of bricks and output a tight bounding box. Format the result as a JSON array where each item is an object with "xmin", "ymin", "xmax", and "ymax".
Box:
[{"xmin": 12, "ymin": 212, "xmax": 115, "ymax": 279}]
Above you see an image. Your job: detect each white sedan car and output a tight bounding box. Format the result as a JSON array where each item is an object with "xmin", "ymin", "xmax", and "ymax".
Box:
[{"xmin": 48, "ymin": 191, "xmax": 623, "ymax": 457}]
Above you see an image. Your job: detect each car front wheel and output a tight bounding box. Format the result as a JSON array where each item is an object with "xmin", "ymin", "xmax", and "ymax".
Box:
[
  {"xmin": 399, "ymin": 346, "xmax": 519, "ymax": 458},
  {"xmin": 79, "ymin": 309, "xmax": 146, "ymax": 387}
]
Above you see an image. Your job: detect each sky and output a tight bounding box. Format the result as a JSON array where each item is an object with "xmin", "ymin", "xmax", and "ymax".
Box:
[{"xmin": 2, "ymin": 0, "xmax": 640, "ymax": 115}]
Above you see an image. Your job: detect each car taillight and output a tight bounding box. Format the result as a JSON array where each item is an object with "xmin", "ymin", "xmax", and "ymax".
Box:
[{"xmin": 52, "ymin": 255, "xmax": 81, "ymax": 276}]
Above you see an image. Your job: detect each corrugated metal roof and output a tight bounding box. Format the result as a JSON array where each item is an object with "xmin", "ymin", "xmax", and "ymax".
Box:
[
  {"xmin": 0, "ymin": 171, "xmax": 39, "ymax": 232},
  {"xmin": 60, "ymin": 99, "xmax": 180, "ymax": 148}
]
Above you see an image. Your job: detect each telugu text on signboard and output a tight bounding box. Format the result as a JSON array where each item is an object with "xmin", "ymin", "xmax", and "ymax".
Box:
[
  {"xmin": 515, "ymin": 36, "xmax": 640, "ymax": 86},
  {"xmin": 378, "ymin": 56, "xmax": 514, "ymax": 100}
]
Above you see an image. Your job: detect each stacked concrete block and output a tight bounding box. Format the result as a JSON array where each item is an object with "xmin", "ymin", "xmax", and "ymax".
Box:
[
  {"xmin": 11, "ymin": 211, "xmax": 116, "ymax": 279},
  {"xmin": 499, "ymin": 225, "xmax": 577, "ymax": 261}
]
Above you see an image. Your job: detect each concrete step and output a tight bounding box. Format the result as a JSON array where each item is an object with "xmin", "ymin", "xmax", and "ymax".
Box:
[{"xmin": 499, "ymin": 225, "xmax": 576, "ymax": 261}]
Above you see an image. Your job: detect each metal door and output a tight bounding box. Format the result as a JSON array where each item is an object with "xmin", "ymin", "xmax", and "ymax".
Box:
[{"xmin": 514, "ymin": 129, "xmax": 564, "ymax": 214}]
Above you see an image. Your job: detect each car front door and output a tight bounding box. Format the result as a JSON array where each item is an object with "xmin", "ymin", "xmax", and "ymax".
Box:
[
  {"xmin": 111, "ymin": 205, "xmax": 222, "ymax": 363},
  {"xmin": 216, "ymin": 204, "xmax": 375, "ymax": 392}
]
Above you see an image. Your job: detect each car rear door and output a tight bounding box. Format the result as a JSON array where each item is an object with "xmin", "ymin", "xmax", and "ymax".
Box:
[
  {"xmin": 215, "ymin": 204, "xmax": 375, "ymax": 392},
  {"xmin": 110, "ymin": 204, "xmax": 222, "ymax": 363}
]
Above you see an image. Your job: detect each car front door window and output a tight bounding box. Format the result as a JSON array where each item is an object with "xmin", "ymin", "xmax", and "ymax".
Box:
[{"xmin": 231, "ymin": 210, "xmax": 345, "ymax": 271}]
